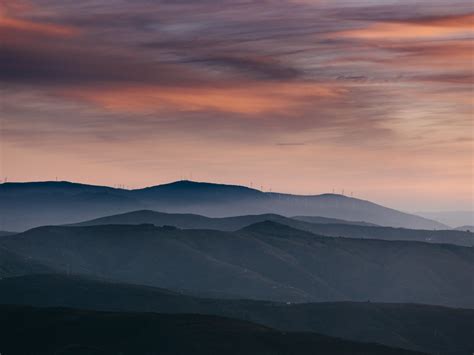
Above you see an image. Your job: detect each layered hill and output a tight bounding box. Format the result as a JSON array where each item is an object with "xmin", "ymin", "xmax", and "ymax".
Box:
[
  {"xmin": 0, "ymin": 305, "xmax": 421, "ymax": 355},
  {"xmin": 1, "ymin": 222, "xmax": 472, "ymax": 307},
  {"xmin": 1, "ymin": 274, "xmax": 472, "ymax": 355},
  {"xmin": 0, "ymin": 180, "xmax": 446, "ymax": 231},
  {"xmin": 74, "ymin": 210, "xmax": 474, "ymax": 246},
  {"xmin": 0, "ymin": 247, "xmax": 52, "ymax": 278},
  {"xmin": 72, "ymin": 209, "xmax": 305, "ymax": 230}
]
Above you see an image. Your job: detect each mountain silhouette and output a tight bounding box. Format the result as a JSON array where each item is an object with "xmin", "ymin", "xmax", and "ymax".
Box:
[
  {"xmin": 74, "ymin": 210, "xmax": 474, "ymax": 247},
  {"xmin": 0, "ymin": 180, "xmax": 447, "ymax": 231},
  {"xmin": 1, "ymin": 222, "xmax": 472, "ymax": 307}
]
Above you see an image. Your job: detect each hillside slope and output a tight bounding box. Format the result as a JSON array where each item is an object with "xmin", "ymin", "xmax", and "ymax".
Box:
[
  {"xmin": 1, "ymin": 222, "xmax": 473, "ymax": 307},
  {"xmin": 0, "ymin": 247, "xmax": 52, "ymax": 278},
  {"xmin": 0, "ymin": 305, "xmax": 422, "ymax": 355},
  {"xmin": 1, "ymin": 274, "xmax": 472, "ymax": 355}
]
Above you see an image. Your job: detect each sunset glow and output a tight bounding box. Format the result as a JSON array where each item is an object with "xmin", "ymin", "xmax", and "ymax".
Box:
[{"xmin": 1, "ymin": 0, "xmax": 473, "ymax": 211}]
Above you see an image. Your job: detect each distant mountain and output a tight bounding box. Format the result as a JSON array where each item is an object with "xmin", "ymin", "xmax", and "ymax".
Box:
[
  {"xmin": 74, "ymin": 210, "xmax": 474, "ymax": 247},
  {"xmin": 0, "ymin": 230, "xmax": 16, "ymax": 237},
  {"xmin": 0, "ymin": 181, "xmax": 142, "ymax": 232},
  {"xmin": 134, "ymin": 180, "xmax": 264, "ymax": 203},
  {"xmin": 1, "ymin": 222, "xmax": 473, "ymax": 307},
  {"xmin": 1, "ymin": 274, "xmax": 472, "ymax": 355},
  {"xmin": 73, "ymin": 209, "xmax": 376, "ymax": 231},
  {"xmin": 72, "ymin": 209, "xmax": 298, "ymax": 230},
  {"xmin": 0, "ymin": 180, "xmax": 447, "ymax": 231},
  {"xmin": 0, "ymin": 305, "xmax": 421, "ymax": 355},
  {"xmin": 416, "ymin": 211, "xmax": 474, "ymax": 228}
]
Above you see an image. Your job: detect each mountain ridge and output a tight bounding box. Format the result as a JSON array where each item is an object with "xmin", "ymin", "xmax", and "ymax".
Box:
[
  {"xmin": 1, "ymin": 221, "xmax": 473, "ymax": 307},
  {"xmin": 0, "ymin": 180, "xmax": 447, "ymax": 231},
  {"xmin": 72, "ymin": 209, "xmax": 474, "ymax": 247}
]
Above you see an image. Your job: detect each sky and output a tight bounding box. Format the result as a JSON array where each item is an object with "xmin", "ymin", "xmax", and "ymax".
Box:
[{"xmin": 0, "ymin": 0, "xmax": 473, "ymax": 211}]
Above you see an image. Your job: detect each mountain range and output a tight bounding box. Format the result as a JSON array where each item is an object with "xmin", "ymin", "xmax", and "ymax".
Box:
[
  {"xmin": 0, "ymin": 180, "xmax": 447, "ymax": 231},
  {"xmin": 2, "ymin": 180, "xmax": 472, "ymax": 354},
  {"xmin": 73, "ymin": 209, "xmax": 474, "ymax": 247},
  {"xmin": 1, "ymin": 221, "xmax": 473, "ymax": 307}
]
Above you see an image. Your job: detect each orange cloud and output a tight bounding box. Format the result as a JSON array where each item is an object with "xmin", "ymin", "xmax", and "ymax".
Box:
[
  {"xmin": 379, "ymin": 39, "xmax": 474, "ymax": 70},
  {"xmin": 408, "ymin": 13, "xmax": 474, "ymax": 27},
  {"xmin": 0, "ymin": 1, "xmax": 77, "ymax": 37},
  {"xmin": 64, "ymin": 83, "xmax": 343, "ymax": 115},
  {"xmin": 334, "ymin": 13, "xmax": 473, "ymax": 40},
  {"xmin": 0, "ymin": 16, "xmax": 77, "ymax": 36}
]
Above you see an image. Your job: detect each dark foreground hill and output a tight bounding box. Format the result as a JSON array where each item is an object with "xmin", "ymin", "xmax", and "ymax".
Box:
[
  {"xmin": 1, "ymin": 274, "xmax": 472, "ymax": 355},
  {"xmin": 0, "ymin": 305, "xmax": 421, "ymax": 355},
  {"xmin": 74, "ymin": 210, "xmax": 474, "ymax": 246},
  {"xmin": 0, "ymin": 180, "xmax": 446, "ymax": 231},
  {"xmin": 1, "ymin": 222, "xmax": 473, "ymax": 307}
]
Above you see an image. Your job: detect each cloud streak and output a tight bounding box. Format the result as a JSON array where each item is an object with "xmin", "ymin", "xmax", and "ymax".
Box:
[
  {"xmin": 333, "ymin": 13, "xmax": 473, "ymax": 40},
  {"xmin": 1, "ymin": 0, "xmax": 473, "ymax": 210}
]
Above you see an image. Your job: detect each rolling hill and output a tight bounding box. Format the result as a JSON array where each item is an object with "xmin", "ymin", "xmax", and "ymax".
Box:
[
  {"xmin": 0, "ymin": 180, "xmax": 447, "ymax": 231},
  {"xmin": 0, "ymin": 247, "xmax": 52, "ymax": 278},
  {"xmin": 72, "ymin": 209, "xmax": 302, "ymax": 230},
  {"xmin": 0, "ymin": 305, "xmax": 422, "ymax": 355},
  {"xmin": 1, "ymin": 222, "xmax": 473, "ymax": 307},
  {"xmin": 74, "ymin": 210, "xmax": 474, "ymax": 246},
  {"xmin": 1, "ymin": 274, "xmax": 472, "ymax": 355}
]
